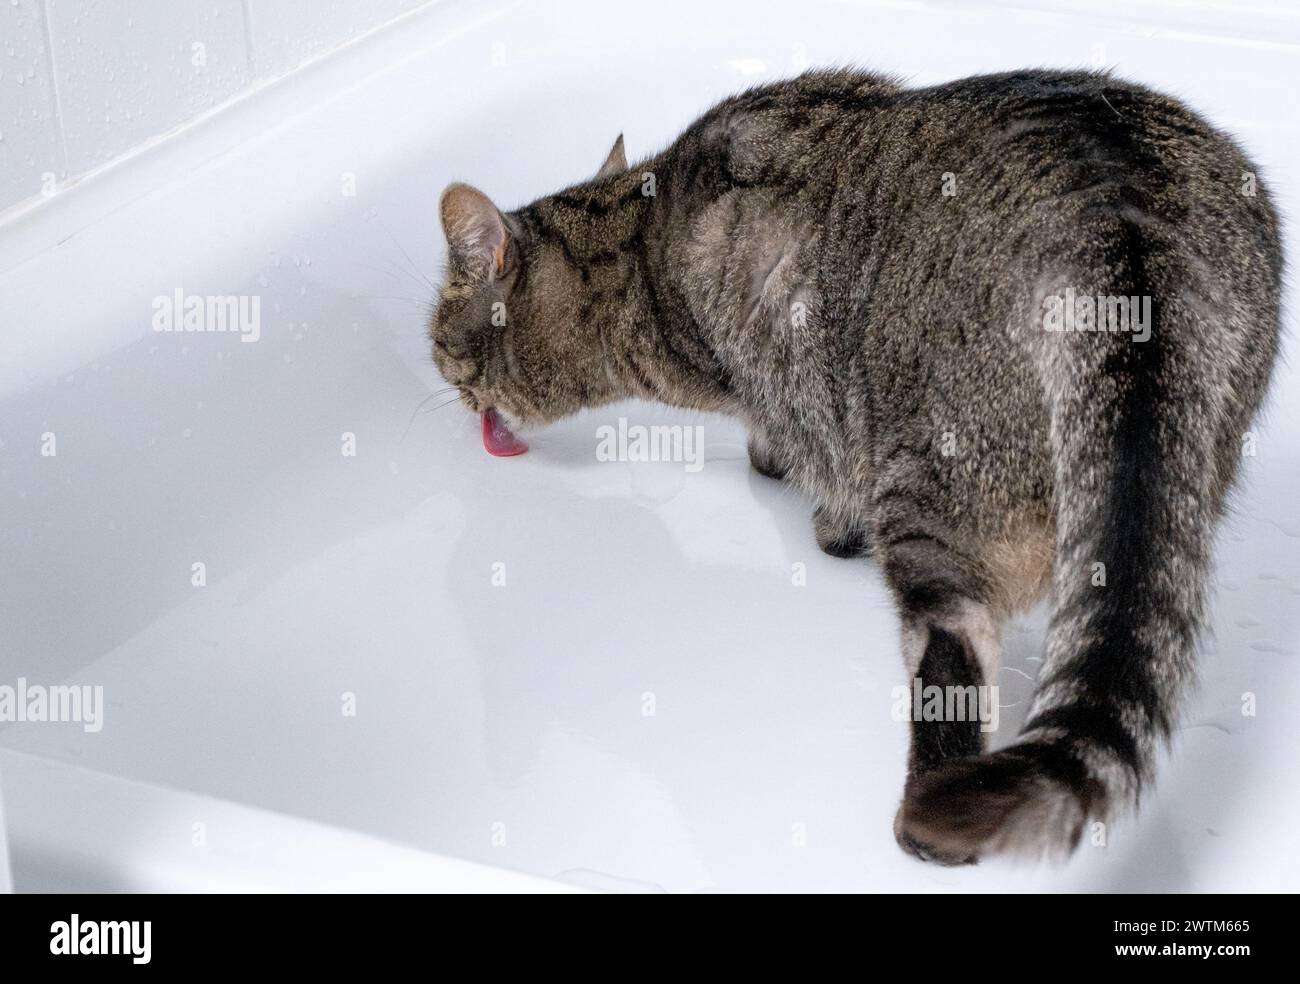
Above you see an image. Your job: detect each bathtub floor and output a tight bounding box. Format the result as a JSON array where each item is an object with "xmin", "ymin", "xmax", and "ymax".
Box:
[{"xmin": 3, "ymin": 0, "xmax": 1300, "ymax": 891}]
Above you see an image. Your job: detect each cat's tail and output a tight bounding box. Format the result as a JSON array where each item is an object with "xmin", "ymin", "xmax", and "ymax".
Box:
[{"xmin": 901, "ymin": 247, "xmax": 1276, "ymax": 862}]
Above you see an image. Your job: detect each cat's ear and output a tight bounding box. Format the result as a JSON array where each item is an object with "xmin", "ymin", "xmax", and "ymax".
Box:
[
  {"xmin": 440, "ymin": 182, "xmax": 509, "ymax": 278},
  {"xmin": 595, "ymin": 133, "xmax": 627, "ymax": 179}
]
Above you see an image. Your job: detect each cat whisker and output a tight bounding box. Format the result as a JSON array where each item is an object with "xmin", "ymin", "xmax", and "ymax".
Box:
[
  {"xmin": 400, "ymin": 390, "xmax": 463, "ymax": 444},
  {"xmin": 423, "ymin": 396, "xmax": 465, "ymax": 415},
  {"xmin": 354, "ymin": 260, "xmax": 439, "ymax": 299},
  {"xmin": 380, "ymin": 225, "xmax": 440, "ymax": 293},
  {"xmin": 409, "ymin": 388, "xmax": 457, "ymax": 414},
  {"xmin": 351, "ymin": 293, "xmax": 434, "ymax": 308}
]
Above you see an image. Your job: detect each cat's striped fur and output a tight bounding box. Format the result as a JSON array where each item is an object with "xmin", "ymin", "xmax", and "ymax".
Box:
[{"xmin": 431, "ymin": 69, "xmax": 1282, "ymax": 863}]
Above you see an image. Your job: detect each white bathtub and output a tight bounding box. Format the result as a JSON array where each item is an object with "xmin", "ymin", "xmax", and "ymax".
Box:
[{"xmin": 3, "ymin": 0, "xmax": 1300, "ymax": 891}]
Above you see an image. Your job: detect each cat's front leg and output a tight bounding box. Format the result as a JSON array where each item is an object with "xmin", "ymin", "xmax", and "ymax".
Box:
[
  {"xmin": 813, "ymin": 504, "xmax": 872, "ymax": 559},
  {"xmin": 747, "ymin": 430, "xmax": 788, "ymax": 481}
]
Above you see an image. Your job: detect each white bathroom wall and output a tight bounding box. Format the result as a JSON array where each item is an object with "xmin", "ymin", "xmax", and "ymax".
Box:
[
  {"xmin": 0, "ymin": 1, "xmax": 63, "ymax": 213},
  {"xmin": 43, "ymin": 1, "xmax": 252, "ymax": 177},
  {"xmin": 247, "ymin": 0, "xmax": 429, "ymax": 78},
  {"xmin": 0, "ymin": 0, "xmax": 432, "ymax": 215}
]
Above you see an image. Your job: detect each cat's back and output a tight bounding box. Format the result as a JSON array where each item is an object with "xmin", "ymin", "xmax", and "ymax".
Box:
[
  {"xmin": 871, "ymin": 69, "xmax": 1278, "ymax": 270},
  {"xmin": 675, "ymin": 67, "xmax": 1276, "ymax": 242}
]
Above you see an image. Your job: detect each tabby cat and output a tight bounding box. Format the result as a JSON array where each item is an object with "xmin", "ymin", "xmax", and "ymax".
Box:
[{"xmin": 430, "ymin": 69, "xmax": 1282, "ymax": 863}]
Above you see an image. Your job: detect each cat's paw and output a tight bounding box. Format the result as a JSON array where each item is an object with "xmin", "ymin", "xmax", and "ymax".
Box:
[
  {"xmin": 747, "ymin": 434, "xmax": 787, "ymax": 481},
  {"xmin": 814, "ymin": 506, "xmax": 872, "ymax": 558},
  {"xmin": 893, "ymin": 801, "xmax": 978, "ymax": 866}
]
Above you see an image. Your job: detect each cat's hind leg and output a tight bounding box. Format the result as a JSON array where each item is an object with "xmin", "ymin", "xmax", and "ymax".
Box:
[{"xmin": 874, "ymin": 494, "xmax": 1006, "ymax": 864}]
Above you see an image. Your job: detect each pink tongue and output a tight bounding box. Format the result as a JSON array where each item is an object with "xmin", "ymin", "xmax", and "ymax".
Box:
[{"xmin": 482, "ymin": 409, "xmax": 529, "ymax": 457}]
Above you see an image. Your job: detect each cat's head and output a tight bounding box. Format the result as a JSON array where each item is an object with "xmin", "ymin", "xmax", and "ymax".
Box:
[{"xmin": 430, "ymin": 135, "xmax": 628, "ymax": 452}]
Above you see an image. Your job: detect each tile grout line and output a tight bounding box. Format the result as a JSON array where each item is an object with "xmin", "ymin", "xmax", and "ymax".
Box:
[
  {"xmin": 37, "ymin": 0, "xmax": 70, "ymax": 183},
  {"xmin": 240, "ymin": 0, "xmax": 256, "ymax": 80}
]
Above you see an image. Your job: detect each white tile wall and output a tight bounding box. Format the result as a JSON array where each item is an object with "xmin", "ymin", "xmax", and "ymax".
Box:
[
  {"xmin": 45, "ymin": 0, "xmax": 251, "ymax": 175},
  {"xmin": 247, "ymin": 0, "xmax": 426, "ymax": 79},
  {"xmin": 0, "ymin": 0, "xmax": 64, "ymax": 212},
  {"xmin": 0, "ymin": 0, "xmax": 435, "ymax": 215}
]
